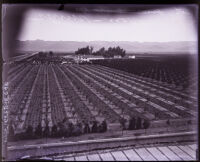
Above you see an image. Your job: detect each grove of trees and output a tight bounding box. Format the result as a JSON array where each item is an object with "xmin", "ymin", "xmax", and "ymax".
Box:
[
  {"xmin": 75, "ymin": 46, "xmax": 126, "ymax": 58},
  {"xmin": 75, "ymin": 46, "xmax": 94, "ymax": 55}
]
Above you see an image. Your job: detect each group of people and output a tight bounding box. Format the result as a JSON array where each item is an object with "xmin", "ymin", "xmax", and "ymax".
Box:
[
  {"xmin": 8, "ymin": 116, "xmax": 150, "ymax": 142},
  {"xmin": 8, "ymin": 119, "xmax": 108, "ymax": 141},
  {"xmin": 120, "ymin": 116, "xmax": 150, "ymax": 130}
]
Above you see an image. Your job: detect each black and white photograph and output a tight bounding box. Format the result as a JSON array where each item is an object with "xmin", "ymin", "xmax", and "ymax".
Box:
[{"xmin": 1, "ymin": 3, "xmax": 199, "ymax": 161}]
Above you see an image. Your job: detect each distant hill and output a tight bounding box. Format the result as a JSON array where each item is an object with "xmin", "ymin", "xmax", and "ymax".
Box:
[{"xmin": 15, "ymin": 40, "xmax": 197, "ymax": 54}]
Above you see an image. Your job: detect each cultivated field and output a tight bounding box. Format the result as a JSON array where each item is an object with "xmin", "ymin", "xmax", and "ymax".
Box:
[{"xmin": 6, "ymin": 54, "xmax": 198, "ymax": 143}]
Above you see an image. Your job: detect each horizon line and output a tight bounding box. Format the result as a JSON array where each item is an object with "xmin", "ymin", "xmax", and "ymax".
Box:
[{"xmin": 17, "ymin": 39, "xmax": 197, "ymax": 43}]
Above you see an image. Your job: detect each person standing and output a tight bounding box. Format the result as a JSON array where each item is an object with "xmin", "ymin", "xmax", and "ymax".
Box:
[
  {"xmin": 128, "ymin": 117, "xmax": 136, "ymax": 130},
  {"xmin": 89, "ymin": 121, "xmax": 93, "ymax": 133},
  {"xmin": 35, "ymin": 124, "xmax": 42, "ymax": 138},
  {"xmin": 143, "ymin": 119, "xmax": 150, "ymax": 134},
  {"xmin": 136, "ymin": 117, "xmax": 142, "ymax": 130},
  {"xmin": 51, "ymin": 124, "xmax": 58, "ymax": 137},
  {"xmin": 84, "ymin": 122, "xmax": 90, "ymax": 134},
  {"xmin": 92, "ymin": 121, "xmax": 98, "ymax": 133},
  {"xmin": 101, "ymin": 120, "xmax": 107, "ymax": 132}
]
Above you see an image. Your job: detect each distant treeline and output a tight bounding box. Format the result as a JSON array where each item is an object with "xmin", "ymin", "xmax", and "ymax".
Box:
[{"xmin": 75, "ymin": 46, "xmax": 126, "ymax": 57}]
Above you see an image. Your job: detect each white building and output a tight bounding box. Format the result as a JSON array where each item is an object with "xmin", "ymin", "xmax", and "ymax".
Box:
[
  {"xmin": 128, "ymin": 55, "xmax": 136, "ymax": 59},
  {"xmin": 74, "ymin": 55, "xmax": 104, "ymax": 63}
]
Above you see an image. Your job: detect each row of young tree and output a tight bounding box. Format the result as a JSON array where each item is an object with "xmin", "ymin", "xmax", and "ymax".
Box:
[{"xmin": 75, "ymin": 46, "xmax": 126, "ymax": 58}]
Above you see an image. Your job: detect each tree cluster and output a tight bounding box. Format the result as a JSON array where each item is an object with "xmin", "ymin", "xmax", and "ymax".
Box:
[
  {"xmin": 75, "ymin": 46, "xmax": 93, "ymax": 55},
  {"xmin": 75, "ymin": 46, "xmax": 126, "ymax": 58},
  {"xmin": 103, "ymin": 46, "xmax": 126, "ymax": 58}
]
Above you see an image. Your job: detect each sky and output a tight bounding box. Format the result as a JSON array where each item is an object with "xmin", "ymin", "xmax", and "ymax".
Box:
[{"xmin": 18, "ymin": 6, "xmax": 198, "ymax": 42}]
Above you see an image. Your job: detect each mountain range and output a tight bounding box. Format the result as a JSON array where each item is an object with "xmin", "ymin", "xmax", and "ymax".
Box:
[{"xmin": 15, "ymin": 40, "xmax": 197, "ymax": 54}]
